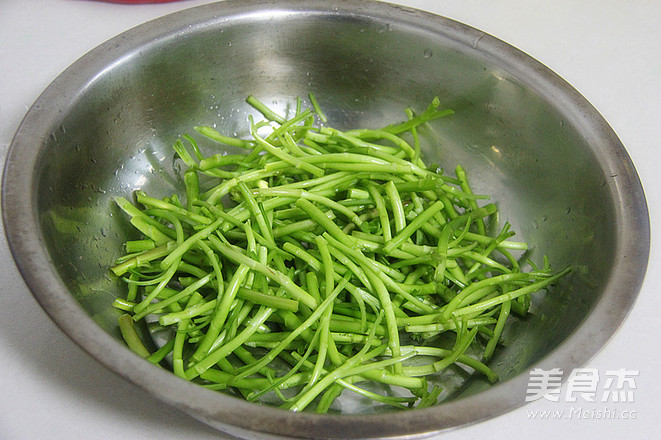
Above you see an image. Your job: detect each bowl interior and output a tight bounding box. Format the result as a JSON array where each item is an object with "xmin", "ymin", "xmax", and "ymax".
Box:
[{"xmin": 4, "ymin": 0, "xmax": 648, "ymax": 436}]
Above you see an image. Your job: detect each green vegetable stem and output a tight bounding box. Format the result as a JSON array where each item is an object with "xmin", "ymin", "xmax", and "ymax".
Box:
[{"xmin": 110, "ymin": 94, "xmax": 570, "ymax": 412}]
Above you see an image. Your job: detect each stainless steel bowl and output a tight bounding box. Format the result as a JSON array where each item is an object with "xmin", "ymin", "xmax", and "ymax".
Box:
[{"xmin": 2, "ymin": 1, "xmax": 649, "ymax": 438}]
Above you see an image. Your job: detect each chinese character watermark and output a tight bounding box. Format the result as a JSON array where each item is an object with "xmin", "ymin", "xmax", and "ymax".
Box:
[
  {"xmin": 602, "ymin": 369, "xmax": 638, "ymax": 403},
  {"xmin": 525, "ymin": 368, "xmax": 639, "ymax": 403},
  {"xmin": 526, "ymin": 368, "xmax": 564, "ymax": 402},
  {"xmin": 565, "ymin": 368, "xmax": 600, "ymax": 402}
]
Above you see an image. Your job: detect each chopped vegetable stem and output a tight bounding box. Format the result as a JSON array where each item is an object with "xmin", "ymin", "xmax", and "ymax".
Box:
[{"xmin": 112, "ymin": 95, "xmax": 570, "ymax": 413}]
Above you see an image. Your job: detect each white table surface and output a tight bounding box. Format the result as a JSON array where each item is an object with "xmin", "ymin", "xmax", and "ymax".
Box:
[{"xmin": 1, "ymin": 1, "xmax": 659, "ymax": 439}]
